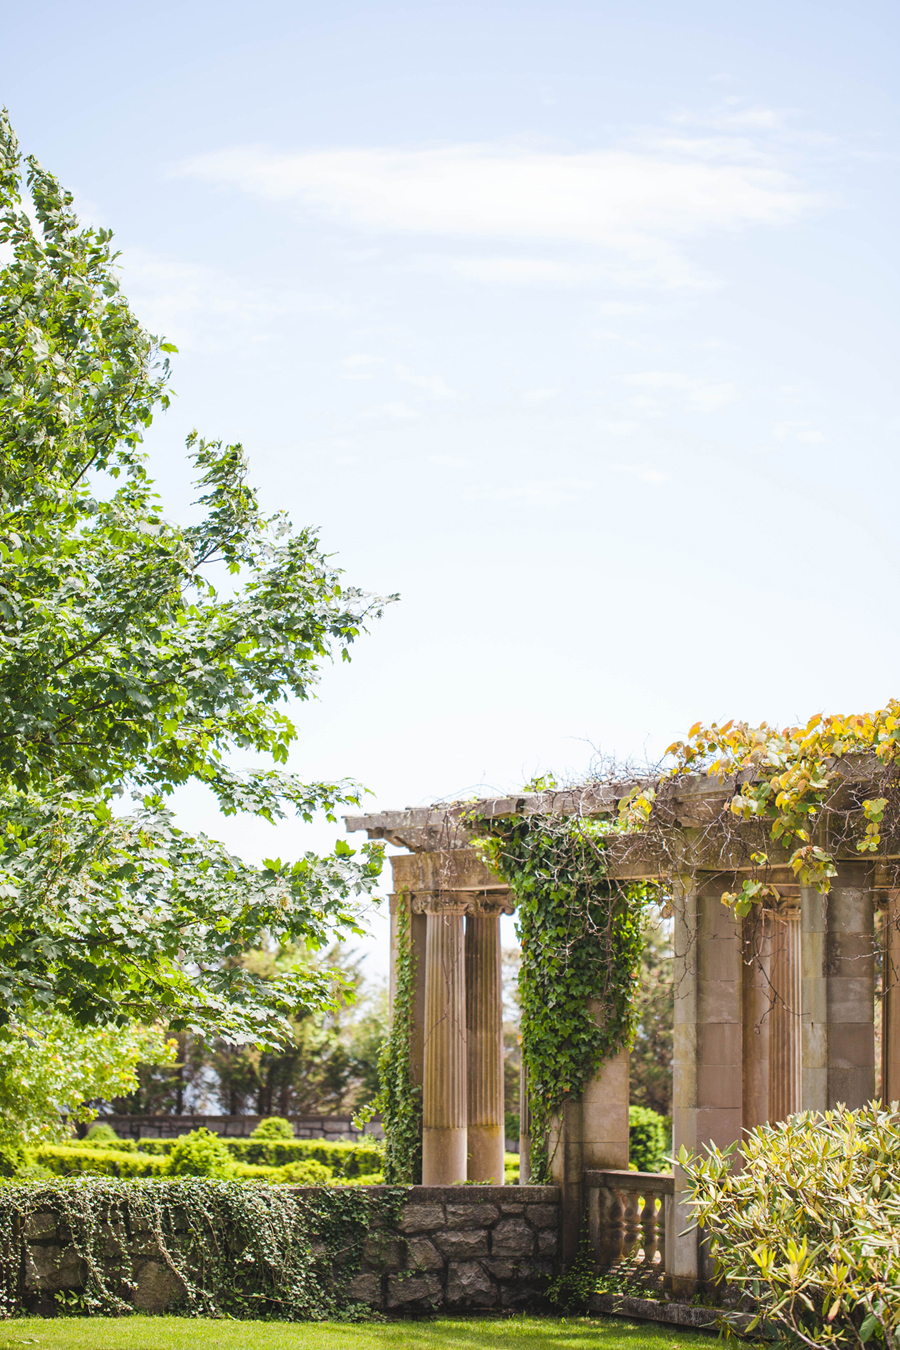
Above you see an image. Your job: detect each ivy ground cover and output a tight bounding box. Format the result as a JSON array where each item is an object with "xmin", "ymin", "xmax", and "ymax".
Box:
[{"xmin": 0, "ymin": 1317, "xmax": 711, "ymax": 1350}]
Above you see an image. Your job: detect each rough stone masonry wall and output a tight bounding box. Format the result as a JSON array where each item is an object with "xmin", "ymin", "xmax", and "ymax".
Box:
[
  {"xmin": 21, "ymin": 1184, "xmax": 560, "ymax": 1317},
  {"xmin": 349, "ymin": 1185, "xmax": 560, "ymax": 1312}
]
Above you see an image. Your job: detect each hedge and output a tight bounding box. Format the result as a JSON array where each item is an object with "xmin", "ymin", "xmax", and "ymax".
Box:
[
  {"xmin": 35, "ymin": 1146, "xmax": 169, "ymax": 1178},
  {"xmin": 133, "ymin": 1137, "xmax": 384, "ymax": 1176}
]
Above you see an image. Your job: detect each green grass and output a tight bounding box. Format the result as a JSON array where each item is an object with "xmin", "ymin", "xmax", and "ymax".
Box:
[{"xmin": 0, "ymin": 1317, "xmax": 713, "ymax": 1350}]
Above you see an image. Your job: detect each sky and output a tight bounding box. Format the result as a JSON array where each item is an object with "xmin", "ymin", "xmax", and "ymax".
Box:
[{"xmin": 3, "ymin": 0, "xmax": 899, "ymax": 976}]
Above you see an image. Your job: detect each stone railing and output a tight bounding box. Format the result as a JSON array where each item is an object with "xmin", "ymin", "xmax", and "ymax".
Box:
[{"xmin": 584, "ymin": 1169, "xmax": 674, "ymax": 1273}]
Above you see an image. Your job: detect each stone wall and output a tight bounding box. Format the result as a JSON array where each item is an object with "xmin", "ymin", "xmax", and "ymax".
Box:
[
  {"xmin": 349, "ymin": 1185, "xmax": 559, "ymax": 1312},
  {"xmin": 20, "ymin": 1183, "xmax": 560, "ymax": 1317},
  {"xmin": 97, "ymin": 1113, "xmax": 383, "ymax": 1141}
]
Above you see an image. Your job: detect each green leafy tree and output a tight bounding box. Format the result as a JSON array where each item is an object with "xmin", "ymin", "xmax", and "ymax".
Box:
[
  {"xmin": 0, "ymin": 1010, "xmax": 172, "ymax": 1144},
  {"xmin": 0, "ymin": 114, "xmax": 391, "ymax": 1042}
]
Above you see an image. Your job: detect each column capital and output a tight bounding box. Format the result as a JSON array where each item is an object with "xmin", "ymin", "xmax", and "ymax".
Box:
[
  {"xmin": 411, "ymin": 893, "xmax": 470, "ymax": 916},
  {"xmin": 410, "ymin": 891, "xmax": 514, "ymax": 916}
]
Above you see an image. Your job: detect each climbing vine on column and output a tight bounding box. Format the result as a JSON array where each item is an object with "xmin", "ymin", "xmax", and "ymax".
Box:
[
  {"xmin": 475, "ymin": 814, "xmax": 650, "ymax": 1183},
  {"xmin": 375, "ymin": 897, "xmax": 422, "ymax": 1184}
]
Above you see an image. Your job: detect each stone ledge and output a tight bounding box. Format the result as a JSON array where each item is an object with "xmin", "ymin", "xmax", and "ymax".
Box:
[
  {"xmin": 365, "ymin": 1185, "xmax": 559, "ymax": 1203},
  {"xmin": 590, "ymin": 1293, "xmax": 758, "ymax": 1335}
]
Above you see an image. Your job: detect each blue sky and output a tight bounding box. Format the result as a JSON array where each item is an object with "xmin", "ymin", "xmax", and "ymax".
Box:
[{"xmin": 3, "ymin": 0, "xmax": 899, "ymax": 968}]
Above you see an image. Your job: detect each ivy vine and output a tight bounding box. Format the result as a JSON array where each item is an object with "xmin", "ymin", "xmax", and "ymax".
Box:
[
  {"xmin": 475, "ymin": 813, "xmax": 649, "ymax": 1183},
  {"xmin": 0, "ymin": 1177, "xmax": 408, "ymax": 1319},
  {"xmin": 375, "ymin": 897, "xmax": 422, "ymax": 1184}
]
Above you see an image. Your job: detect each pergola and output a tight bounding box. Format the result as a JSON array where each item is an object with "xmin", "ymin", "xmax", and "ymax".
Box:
[{"xmin": 346, "ymin": 769, "xmax": 900, "ymax": 1296}]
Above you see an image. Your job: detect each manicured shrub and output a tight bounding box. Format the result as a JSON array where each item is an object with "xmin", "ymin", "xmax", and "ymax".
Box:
[
  {"xmin": 682, "ymin": 1103, "xmax": 900, "ymax": 1350},
  {"xmin": 628, "ymin": 1104, "xmax": 670, "ymax": 1173},
  {"xmin": 84, "ymin": 1122, "xmax": 120, "ymax": 1145},
  {"xmin": 167, "ymin": 1128, "xmax": 232, "ymax": 1178},
  {"xmin": 129, "ymin": 1136, "xmax": 383, "ymax": 1176},
  {"xmin": 35, "ymin": 1145, "xmax": 168, "ymax": 1177},
  {"xmin": 278, "ymin": 1159, "xmax": 334, "ymax": 1185},
  {"xmin": 250, "ymin": 1116, "xmax": 294, "ymax": 1140}
]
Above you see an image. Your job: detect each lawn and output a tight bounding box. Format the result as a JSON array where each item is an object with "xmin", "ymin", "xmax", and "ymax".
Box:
[{"xmin": 0, "ymin": 1317, "xmax": 713, "ymax": 1350}]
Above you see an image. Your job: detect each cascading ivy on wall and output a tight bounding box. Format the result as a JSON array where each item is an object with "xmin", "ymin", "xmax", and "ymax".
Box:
[
  {"xmin": 476, "ymin": 812, "xmax": 650, "ymax": 1184},
  {"xmin": 375, "ymin": 897, "xmax": 422, "ymax": 1184}
]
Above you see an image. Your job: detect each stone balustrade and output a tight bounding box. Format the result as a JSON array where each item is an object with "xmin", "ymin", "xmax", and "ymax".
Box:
[{"xmin": 584, "ymin": 1169, "xmax": 673, "ymax": 1272}]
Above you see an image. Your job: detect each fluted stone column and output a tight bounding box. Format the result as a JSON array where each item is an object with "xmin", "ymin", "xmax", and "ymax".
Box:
[
  {"xmin": 801, "ymin": 863, "xmax": 875, "ymax": 1111},
  {"xmin": 670, "ymin": 872, "xmax": 743, "ymax": 1298},
  {"xmin": 465, "ymin": 904, "xmax": 505, "ymax": 1183},
  {"xmin": 882, "ymin": 894, "xmax": 900, "ymax": 1104},
  {"xmin": 419, "ymin": 895, "xmax": 469, "ymax": 1184},
  {"xmin": 388, "ymin": 886, "xmax": 428, "ymax": 1095},
  {"xmin": 741, "ymin": 911, "xmax": 772, "ymax": 1136},
  {"xmin": 769, "ymin": 912, "xmax": 801, "ymax": 1122}
]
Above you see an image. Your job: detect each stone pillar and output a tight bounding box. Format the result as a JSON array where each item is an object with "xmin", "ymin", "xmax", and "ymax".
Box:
[
  {"xmin": 465, "ymin": 904, "xmax": 505, "ymax": 1183},
  {"xmin": 419, "ymin": 895, "xmax": 469, "ymax": 1184},
  {"xmin": 801, "ymin": 864, "xmax": 875, "ymax": 1112},
  {"xmin": 670, "ymin": 873, "xmax": 743, "ymax": 1298},
  {"xmin": 769, "ymin": 911, "xmax": 801, "ymax": 1122},
  {"xmin": 388, "ymin": 879, "xmax": 428, "ymax": 1097},
  {"xmin": 519, "ymin": 1058, "xmax": 531, "ymax": 1184},
  {"xmin": 549, "ymin": 1043, "xmax": 629, "ymax": 1266},
  {"xmin": 882, "ymin": 894, "xmax": 900, "ymax": 1105},
  {"xmin": 741, "ymin": 911, "xmax": 772, "ymax": 1137}
]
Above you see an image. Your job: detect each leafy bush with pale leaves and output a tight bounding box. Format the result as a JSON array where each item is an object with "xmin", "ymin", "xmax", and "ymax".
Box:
[
  {"xmin": 250, "ymin": 1116, "xmax": 294, "ymax": 1140},
  {"xmin": 681, "ymin": 1103, "xmax": 900, "ymax": 1350}
]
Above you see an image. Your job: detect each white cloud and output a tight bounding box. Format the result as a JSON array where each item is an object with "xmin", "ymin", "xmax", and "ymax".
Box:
[
  {"xmin": 173, "ymin": 140, "xmax": 814, "ymax": 290},
  {"xmin": 430, "ymin": 453, "xmax": 472, "ymax": 468},
  {"xmin": 342, "ymin": 353, "xmax": 381, "ymax": 379},
  {"xmin": 621, "ymin": 370, "xmax": 737, "ymax": 413},
  {"xmin": 361, "ymin": 401, "xmax": 419, "ymax": 421},
  {"xmin": 773, "ymin": 419, "xmax": 826, "ymax": 443},
  {"xmin": 395, "ymin": 364, "xmax": 458, "ymax": 400},
  {"xmin": 599, "ymin": 301, "xmax": 648, "ymax": 316},
  {"xmin": 522, "ymin": 388, "xmax": 560, "ymax": 405},
  {"xmin": 597, "ymin": 418, "xmax": 640, "ymax": 436},
  {"xmin": 465, "ymin": 477, "xmax": 594, "ymax": 507},
  {"xmin": 617, "ymin": 465, "xmax": 671, "ymax": 485}
]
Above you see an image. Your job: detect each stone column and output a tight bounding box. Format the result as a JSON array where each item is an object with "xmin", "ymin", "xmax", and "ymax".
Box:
[
  {"xmin": 387, "ymin": 876, "xmax": 428, "ymax": 1097},
  {"xmin": 801, "ymin": 863, "xmax": 875, "ymax": 1112},
  {"xmin": 741, "ymin": 911, "xmax": 772, "ymax": 1137},
  {"xmin": 670, "ymin": 872, "xmax": 743, "ymax": 1298},
  {"xmin": 465, "ymin": 903, "xmax": 505, "ymax": 1183},
  {"xmin": 519, "ymin": 1058, "xmax": 531, "ymax": 1184},
  {"xmin": 549, "ymin": 1043, "xmax": 629, "ymax": 1266},
  {"xmin": 882, "ymin": 894, "xmax": 900, "ymax": 1105},
  {"xmin": 419, "ymin": 895, "xmax": 469, "ymax": 1184},
  {"xmin": 769, "ymin": 911, "xmax": 801, "ymax": 1122}
]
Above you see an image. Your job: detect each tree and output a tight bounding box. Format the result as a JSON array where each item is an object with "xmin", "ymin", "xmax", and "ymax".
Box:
[
  {"xmin": 0, "ymin": 1011, "xmax": 172, "ymax": 1144},
  {"xmin": 0, "ymin": 113, "xmax": 391, "ymax": 1043}
]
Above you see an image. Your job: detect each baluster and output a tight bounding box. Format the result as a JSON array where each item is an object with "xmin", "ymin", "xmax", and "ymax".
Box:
[
  {"xmin": 658, "ymin": 1193, "xmax": 667, "ymax": 1271},
  {"xmin": 641, "ymin": 1191, "xmax": 659, "ymax": 1265},
  {"xmin": 604, "ymin": 1186, "xmax": 625, "ymax": 1267},
  {"xmin": 622, "ymin": 1189, "xmax": 641, "ymax": 1261}
]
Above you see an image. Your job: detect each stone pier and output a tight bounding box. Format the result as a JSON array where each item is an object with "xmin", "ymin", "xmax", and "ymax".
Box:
[
  {"xmin": 421, "ymin": 895, "xmax": 469, "ymax": 1185},
  {"xmin": 801, "ymin": 864, "xmax": 875, "ymax": 1111}
]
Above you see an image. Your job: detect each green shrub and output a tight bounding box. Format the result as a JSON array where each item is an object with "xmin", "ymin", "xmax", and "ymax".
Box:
[
  {"xmin": 682, "ymin": 1103, "xmax": 900, "ymax": 1350},
  {"xmin": 229, "ymin": 1161, "xmax": 284, "ymax": 1182},
  {"xmin": 84, "ymin": 1122, "xmax": 119, "ymax": 1145},
  {"xmin": 35, "ymin": 1145, "xmax": 167, "ymax": 1178},
  {"xmin": 628, "ymin": 1104, "xmax": 670, "ymax": 1173},
  {"xmin": 167, "ymin": 1128, "xmax": 232, "ymax": 1178},
  {"xmin": 279, "ymin": 1159, "xmax": 335, "ymax": 1185},
  {"xmin": 250, "ymin": 1116, "xmax": 294, "ymax": 1140}
]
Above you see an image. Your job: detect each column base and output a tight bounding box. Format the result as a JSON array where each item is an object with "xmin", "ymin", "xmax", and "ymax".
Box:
[
  {"xmin": 467, "ymin": 1124, "xmax": 505, "ymax": 1184},
  {"xmin": 422, "ymin": 1126, "xmax": 467, "ymax": 1184}
]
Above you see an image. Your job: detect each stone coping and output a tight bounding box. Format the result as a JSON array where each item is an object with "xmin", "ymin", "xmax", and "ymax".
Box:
[
  {"xmin": 591, "ymin": 1293, "xmax": 757, "ymax": 1335},
  {"xmin": 360, "ymin": 1184, "xmax": 560, "ymax": 1203}
]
